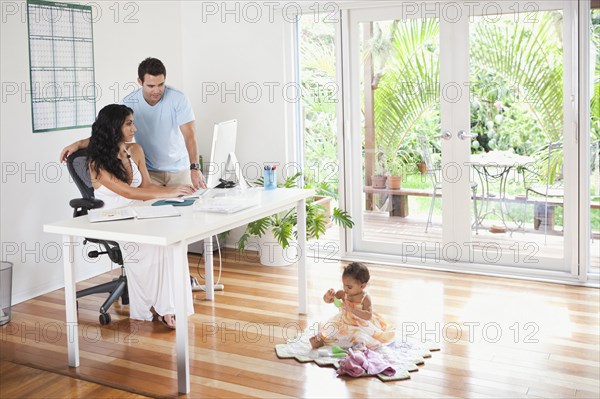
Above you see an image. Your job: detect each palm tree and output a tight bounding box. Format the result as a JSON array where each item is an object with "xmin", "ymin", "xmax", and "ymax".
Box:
[
  {"xmin": 368, "ymin": 11, "xmax": 565, "ymax": 162},
  {"xmin": 470, "ymin": 11, "xmax": 564, "ymax": 143},
  {"xmin": 372, "ymin": 19, "xmax": 440, "ymax": 167}
]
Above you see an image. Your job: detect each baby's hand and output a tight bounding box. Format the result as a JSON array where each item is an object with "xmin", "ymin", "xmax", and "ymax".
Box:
[{"xmin": 323, "ymin": 288, "xmax": 335, "ymax": 303}]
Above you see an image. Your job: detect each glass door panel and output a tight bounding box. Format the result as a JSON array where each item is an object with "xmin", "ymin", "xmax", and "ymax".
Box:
[
  {"xmin": 467, "ymin": 3, "xmax": 573, "ymax": 271},
  {"xmin": 346, "ymin": 2, "xmax": 578, "ymax": 273},
  {"xmin": 350, "ymin": 10, "xmax": 445, "ymax": 257},
  {"xmin": 590, "ymin": 5, "xmax": 600, "ymax": 275},
  {"xmin": 298, "ymin": 16, "xmax": 342, "ymax": 256}
]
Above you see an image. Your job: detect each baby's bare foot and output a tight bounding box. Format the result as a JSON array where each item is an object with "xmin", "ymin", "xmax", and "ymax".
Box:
[{"xmin": 309, "ymin": 335, "xmax": 324, "ymax": 349}]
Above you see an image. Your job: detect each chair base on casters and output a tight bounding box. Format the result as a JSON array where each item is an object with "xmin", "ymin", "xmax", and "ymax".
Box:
[{"xmin": 76, "ymin": 275, "xmax": 128, "ymax": 325}]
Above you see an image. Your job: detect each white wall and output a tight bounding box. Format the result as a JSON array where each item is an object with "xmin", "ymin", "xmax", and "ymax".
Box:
[
  {"xmin": 1, "ymin": 1, "xmax": 185, "ymax": 304},
  {"xmin": 1, "ymin": 1, "xmax": 294, "ymax": 304},
  {"xmin": 181, "ymin": 1, "xmax": 295, "ymax": 245}
]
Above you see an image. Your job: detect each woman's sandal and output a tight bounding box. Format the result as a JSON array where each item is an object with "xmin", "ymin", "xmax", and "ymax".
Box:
[{"xmin": 155, "ymin": 313, "xmax": 176, "ymax": 329}]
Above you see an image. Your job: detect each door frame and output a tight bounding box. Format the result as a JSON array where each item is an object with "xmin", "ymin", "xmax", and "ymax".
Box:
[{"xmin": 338, "ymin": 1, "xmax": 582, "ymax": 279}]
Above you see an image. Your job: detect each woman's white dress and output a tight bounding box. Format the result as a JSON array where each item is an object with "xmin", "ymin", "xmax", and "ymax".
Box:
[{"xmin": 94, "ymin": 155, "xmax": 194, "ymax": 321}]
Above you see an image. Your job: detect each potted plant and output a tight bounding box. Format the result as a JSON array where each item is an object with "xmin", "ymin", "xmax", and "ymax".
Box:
[
  {"xmin": 312, "ymin": 195, "xmax": 332, "ymax": 226},
  {"xmin": 371, "ymin": 150, "xmax": 387, "ymax": 189},
  {"xmin": 416, "ymin": 154, "xmax": 427, "ymax": 174},
  {"xmin": 306, "ymin": 179, "xmax": 337, "ymax": 226},
  {"xmin": 237, "ymin": 173, "xmax": 354, "ymax": 266},
  {"xmin": 386, "ymin": 158, "xmax": 403, "ymax": 190},
  {"xmin": 385, "ymin": 149, "xmax": 412, "ymax": 190}
]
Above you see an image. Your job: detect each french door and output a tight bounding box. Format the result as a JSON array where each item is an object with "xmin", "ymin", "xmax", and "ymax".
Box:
[{"xmin": 343, "ymin": 1, "xmax": 579, "ymax": 274}]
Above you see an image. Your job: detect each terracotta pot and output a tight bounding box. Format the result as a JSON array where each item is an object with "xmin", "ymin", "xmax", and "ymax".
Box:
[
  {"xmin": 371, "ymin": 175, "xmax": 387, "ymax": 189},
  {"xmin": 386, "ymin": 175, "xmax": 402, "ymax": 190},
  {"xmin": 417, "ymin": 161, "xmax": 427, "ymax": 174}
]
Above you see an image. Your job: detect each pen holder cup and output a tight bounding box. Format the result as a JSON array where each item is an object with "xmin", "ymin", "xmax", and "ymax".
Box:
[{"xmin": 264, "ymin": 169, "xmax": 277, "ymax": 190}]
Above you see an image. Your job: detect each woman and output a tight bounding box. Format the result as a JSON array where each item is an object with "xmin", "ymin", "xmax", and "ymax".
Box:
[{"xmin": 88, "ymin": 104, "xmax": 196, "ymax": 328}]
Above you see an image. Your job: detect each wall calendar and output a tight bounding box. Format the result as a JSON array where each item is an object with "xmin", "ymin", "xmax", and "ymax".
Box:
[{"xmin": 27, "ymin": 0, "xmax": 96, "ymax": 132}]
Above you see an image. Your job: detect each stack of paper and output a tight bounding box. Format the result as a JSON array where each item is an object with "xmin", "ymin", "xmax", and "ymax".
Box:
[
  {"xmin": 88, "ymin": 205, "xmax": 181, "ymax": 223},
  {"xmin": 134, "ymin": 205, "xmax": 181, "ymax": 219},
  {"xmin": 88, "ymin": 207, "xmax": 136, "ymax": 222}
]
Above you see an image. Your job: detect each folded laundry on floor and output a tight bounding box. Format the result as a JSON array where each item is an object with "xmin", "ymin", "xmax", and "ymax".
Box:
[{"xmin": 336, "ymin": 348, "xmax": 396, "ymax": 377}]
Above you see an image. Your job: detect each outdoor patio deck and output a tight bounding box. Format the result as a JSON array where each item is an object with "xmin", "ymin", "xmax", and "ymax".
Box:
[{"xmin": 314, "ymin": 212, "xmax": 600, "ymax": 274}]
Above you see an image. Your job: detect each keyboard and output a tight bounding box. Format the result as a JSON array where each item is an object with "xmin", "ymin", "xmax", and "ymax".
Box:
[{"xmin": 185, "ymin": 188, "xmax": 211, "ymax": 199}]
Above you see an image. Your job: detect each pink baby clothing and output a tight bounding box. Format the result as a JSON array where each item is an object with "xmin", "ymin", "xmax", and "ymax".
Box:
[{"xmin": 336, "ymin": 348, "xmax": 396, "ymax": 377}]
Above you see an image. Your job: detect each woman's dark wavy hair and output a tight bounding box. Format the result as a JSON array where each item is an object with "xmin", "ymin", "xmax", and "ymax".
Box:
[{"xmin": 88, "ymin": 104, "xmax": 133, "ymax": 184}]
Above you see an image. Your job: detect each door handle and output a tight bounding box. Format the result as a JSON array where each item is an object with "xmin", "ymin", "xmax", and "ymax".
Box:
[
  {"xmin": 457, "ymin": 130, "xmax": 477, "ymax": 140},
  {"xmin": 436, "ymin": 130, "xmax": 452, "ymax": 140}
]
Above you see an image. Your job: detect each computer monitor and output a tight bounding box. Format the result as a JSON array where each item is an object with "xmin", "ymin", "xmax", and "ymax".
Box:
[{"xmin": 205, "ymin": 119, "xmax": 247, "ymax": 189}]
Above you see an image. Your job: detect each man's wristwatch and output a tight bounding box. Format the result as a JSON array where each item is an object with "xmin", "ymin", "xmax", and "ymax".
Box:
[{"xmin": 190, "ymin": 163, "xmax": 201, "ymax": 171}]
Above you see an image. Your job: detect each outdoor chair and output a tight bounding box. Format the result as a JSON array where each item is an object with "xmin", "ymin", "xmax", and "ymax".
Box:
[
  {"xmin": 418, "ymin": 136, "xmax": 479, "ymax": 233},
  {"xmin": 523, "ymin": 142, "xmax": 564, "ymax": 244}
]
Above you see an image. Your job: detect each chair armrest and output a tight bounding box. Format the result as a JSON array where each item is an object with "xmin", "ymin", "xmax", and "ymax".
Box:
[
  {"xmin": 520, "ymin": 166, "xmax": 543, "ymax": 186},
  {"xmin": 69, "ymin": 198, "xmax": 104, "ymax": 211}
]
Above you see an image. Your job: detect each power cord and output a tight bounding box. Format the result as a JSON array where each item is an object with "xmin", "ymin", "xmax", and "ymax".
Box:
[{"xmin": 192, "ymin": 235, "xmax": 224, "ymax": 292}]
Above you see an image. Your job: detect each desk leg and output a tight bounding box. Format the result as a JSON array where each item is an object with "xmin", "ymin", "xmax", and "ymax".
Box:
[
  {"xmin": 204, "ymin": 236, "xmax": 214, "ymax": 301},
  {"xmin": 297, "ymin": 199, "xmax": 307, "ymax": 314},
  {"xmin": 62, "ymin": 235, "xmax": 79, "ymax": 367},
  {"xmin": 173, "ymin": 241, "xmax": 190, "ymax": 394}
]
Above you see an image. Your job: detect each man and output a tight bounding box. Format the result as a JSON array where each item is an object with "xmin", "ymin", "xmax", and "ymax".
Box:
[{"xmin": 60, "ymin": 57, "xmax": 206, "ymax": 189}]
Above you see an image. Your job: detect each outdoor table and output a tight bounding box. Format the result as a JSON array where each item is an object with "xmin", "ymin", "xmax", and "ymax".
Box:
[{"xmin": 468, "ymin": 151, "xmax": 534, "ymax": 232}]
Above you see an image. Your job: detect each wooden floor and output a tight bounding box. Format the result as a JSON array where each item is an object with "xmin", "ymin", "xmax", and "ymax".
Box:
[
  {"xmin": 0, "ymin": 360, "xmax": 150, "ymax": 399},
  {"xmin": 1, "ymin": 249, "xmax": 599, "ymax": 398}
]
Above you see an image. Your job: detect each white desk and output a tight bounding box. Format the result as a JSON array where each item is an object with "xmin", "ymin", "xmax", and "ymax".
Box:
[{"xmin": 43, "ymin": 188, "xmax": 315, "ymax": 394}]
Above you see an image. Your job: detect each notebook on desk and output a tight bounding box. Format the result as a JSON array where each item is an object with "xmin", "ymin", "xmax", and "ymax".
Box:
[
  {"xmin": 88, "ymin": 205, "xmax": 181, "ymax": 222},
  {"xmin": 88, "ymin": 207, "xmax": 136, "ymax": 223}
]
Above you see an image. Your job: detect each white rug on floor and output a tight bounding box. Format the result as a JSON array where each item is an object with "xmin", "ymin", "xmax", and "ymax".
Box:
[{"xmin": 275, "ymin": 332, "xmax": 440, "ymax": 382}]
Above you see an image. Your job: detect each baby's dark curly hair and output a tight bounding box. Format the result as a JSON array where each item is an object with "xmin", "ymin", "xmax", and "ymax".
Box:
[
  {"xmin": 88, "ymin": 104, "xmax": 134, "ymax": 184},
  {"xmin": 342, "ymin": 262, "xmax": 370, "ymax": 284}
]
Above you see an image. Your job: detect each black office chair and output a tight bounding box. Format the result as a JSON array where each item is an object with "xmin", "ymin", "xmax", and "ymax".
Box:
[{"xmin": 66, "ymin": 148, "xmax": 128, "ymax": 325}]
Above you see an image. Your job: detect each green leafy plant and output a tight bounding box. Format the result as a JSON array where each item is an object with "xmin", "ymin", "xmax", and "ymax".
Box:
[
  {"xmin": 372, "ymin": 148, "xmax": 387, "ymax": 177},
  {"xmin": 385, "ymin": 148, "xmax": 415, "ymax": 176},
  {"xmin": 237, "ymin": 173, "xmax": 354, "ymax": 250},
  {"xmin": 301, "ymin": 20, "xmax": 340, "ymax": 198},
  {"xmin": 372, "ymin": 19, "xmax": 440, "ymax": 172}
]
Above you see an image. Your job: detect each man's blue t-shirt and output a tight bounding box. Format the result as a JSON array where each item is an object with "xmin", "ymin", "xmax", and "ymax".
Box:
[{"xmin": 123, "ymin": 86, "xmax": 195, "ymax": 173}]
